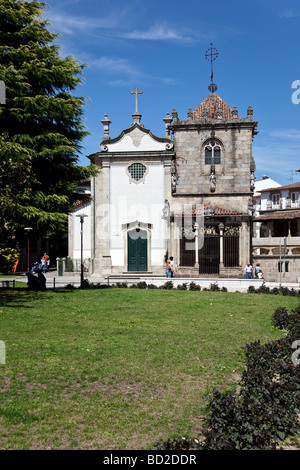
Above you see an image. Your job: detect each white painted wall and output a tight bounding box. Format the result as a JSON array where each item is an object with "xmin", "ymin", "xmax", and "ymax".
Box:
[
  {"xmin": 104, "ymin": 128, "xmax": 168, "ymax": 153},
  {"xmin": 109, "ymin": 163, "xmax": 165, "ymax": 267}
]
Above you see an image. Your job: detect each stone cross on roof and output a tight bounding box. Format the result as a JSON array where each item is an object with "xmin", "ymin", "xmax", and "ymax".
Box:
[
  {"xmin": 130, "ymin": 87, "xmax": 143, "ymax": 124},
  {"xmin": 130, "ymin": 87, "xmax": 143, "ymax": 113}
]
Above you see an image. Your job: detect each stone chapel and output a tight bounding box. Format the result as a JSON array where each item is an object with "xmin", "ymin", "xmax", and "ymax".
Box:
[{"xmin": 69, "ymin": 88, "xmax": 258, "ymax": 278}]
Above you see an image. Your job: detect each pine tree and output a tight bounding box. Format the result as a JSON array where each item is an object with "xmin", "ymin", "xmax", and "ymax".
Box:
[{"xmin": 0, "ymin": 0, "xmax": 96, "ymax": 269}]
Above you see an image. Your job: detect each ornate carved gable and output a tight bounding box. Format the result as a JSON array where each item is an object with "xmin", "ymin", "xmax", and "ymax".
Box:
[{"xmin": 193, "ymin": 93, "xmax": 237, "ymax": 120}]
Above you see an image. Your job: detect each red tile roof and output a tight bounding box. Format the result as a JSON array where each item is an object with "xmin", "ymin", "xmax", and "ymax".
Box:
[
  {"xmin": 193, "ymin": 93, "xmax": 236, "ymax": 120},
  {"xmin": 259, "ymin": 181, "xmax": 300, "ymax": 193},
  {"xmin": 254, "ymin": 210, "xmax": 300, "ymax": 221}
]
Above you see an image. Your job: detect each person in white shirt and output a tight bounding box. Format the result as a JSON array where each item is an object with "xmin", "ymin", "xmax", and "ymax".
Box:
[{"xmin": 245, "ymin": 263, "xmax": 253, "ymax": 279}]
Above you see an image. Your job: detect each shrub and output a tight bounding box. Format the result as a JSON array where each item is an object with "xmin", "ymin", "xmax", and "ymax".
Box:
[
  {"xmin": 116, "ymin": 282, "xmax": 128, "ymax": 288},
  {"xmin": 270, "ymin": 287, "xmax": 279, "ymax": 295},
  {"xmin": 247, "ymin": 285, "xmax": 256, "ymax": 293},
  {"xmin": 136, "ymin": 281, "xmax": 147, "ymax": 289},
  {"xmin": 80, "ymin": 279, "xmax": 93, "ymax": 289},
  {"xmin": 158, "ymin": 302, "xmax": 300, "ymax": 450},
  {"xmin": 161, "ymin": 281, "xmax": 173, "ymax": 290},
  {"xmin": 189, "ymin": 281, "xmax": 201, "ymax": 291},
  {"xmin": 147, "ymin": 283, "xmax": 158, "ymax": 289},
  {"xmin": 64, "ymin": 283, "xmax": 76, "ymax": 290},
  {"xmin": 279, "ymin": 286, "xmax": 290, "ymax": 296},
  {"xmin": 272, "ymin": 307, "xmax": 289, "ymax": 330},
  {"xmin": 256, "ymin": 284, "xmax": 270, "ymax": 294},
  {"xmin": 177, "ymin": 283, "xmax": 188, "ymax": 290},
  {"xmin": 156, "ymin": 436, "xmax": 201, "ymax": 450},
  {"xmin": 209, "ymin": 282, "xmax": 220, "ymax": 291}
]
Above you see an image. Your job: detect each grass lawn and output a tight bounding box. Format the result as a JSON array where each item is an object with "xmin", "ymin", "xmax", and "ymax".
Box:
[{"xmin": 0, "ymin": 287, "xmax": 299, "ymax": 450}]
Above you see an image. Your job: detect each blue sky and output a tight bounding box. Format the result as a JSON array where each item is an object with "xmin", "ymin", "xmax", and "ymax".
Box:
[{"xmin": 43, "ymin": 0, "xmax": 300, "ymax": 185}]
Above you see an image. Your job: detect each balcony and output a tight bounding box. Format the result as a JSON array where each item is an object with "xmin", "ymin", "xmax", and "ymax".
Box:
[{"xmin": 252, "ymin": 236, "xmax": 300, "ymax": 256}]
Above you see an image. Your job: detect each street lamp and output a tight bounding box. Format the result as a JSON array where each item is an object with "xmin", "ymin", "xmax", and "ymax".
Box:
[
  {"xmin": 24, "ymin": 227, "xmax": 32, "ymax": 271},
  {"xmin": 75, "ymin": 214, "xmax": 88, "ymax": 288}
]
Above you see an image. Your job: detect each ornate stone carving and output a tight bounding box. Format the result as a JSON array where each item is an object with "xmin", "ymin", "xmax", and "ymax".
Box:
[
  {"xmin": 100, "ymin": 143, "xmax": 108, "ymax": 151},
  {"xmin": 250, "ymin": 170, "xmax": 255, "ymax": 191},
  {"xmin": 216, "ymin": 103, "xmax": 223, "ymax": 119},
  {"xmin": 161, "ymin": 199, "xmax": 170, "ymax": 220},
  {"xmin": 209, "ymin": 168, "xmax": 216, "ymax": 192},
  {"xmin": 202, "ymin": 107, "xmax": 209, "ymax": 118},
  {"xmin": 170, "ymin": 160, "xmax": 178, "ymax": 192},
  {"xmin": 165, "ymin": 142, "xmax": 174, "ymax": 150}
]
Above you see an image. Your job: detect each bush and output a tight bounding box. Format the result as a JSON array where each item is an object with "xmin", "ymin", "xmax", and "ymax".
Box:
[
  {"xmin": 189, "ymin": 281, "xmax": 201, "ymax": 291},
  {"xmin": 270, "ymin": 287, "xmax": 279, "ymax": 295},
  {"xmin": 279, "ymin": 286, "xmax": 290, "ymax": 296},
  {"xmin": 272, "ymin": 307, "xmax": 289, "ymax": 330},
  {"xmin": 160, "ymin": 281, "xmax": 173, "ymax": 290},
  {"xmin": 64, "ymin": 283, "xmax": 76, "ymax": 290},
  {"xmin": 147, "ymin": 283, "xmax": 158, "ymax": 289},
  {"xmin": 177, "ymin": 283, "xmax": 188, "ymax": 290},
  {"xmin": 247, "ymin": 285, "xmax": 256, "ymax": 293},
  {"xmin": 115, "ymin": 282, "xmax": 128, "ymax": 288},
  {"xmin": 136, "ymin": 281, "xmax": 147, "ymax": 289},
  {"xmin": 158, "ymin": 302, "xmax": 300, "ymax": 450},
  {"xmin": 256, "ymin": 284, "xmax": 270, "ymax": 294},
  {"xmin": 209, "ymin": 282, "xmax": 220, "ymax": 291}
]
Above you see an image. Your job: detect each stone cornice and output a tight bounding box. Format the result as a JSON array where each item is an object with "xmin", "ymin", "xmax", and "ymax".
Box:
[
  {"xmin": 88, "ymin": 150, "xmax": 176, "ymax": 164},
  {"xmin": 169, "ymin": 119, "xmax": 258, "ymax": 135}
]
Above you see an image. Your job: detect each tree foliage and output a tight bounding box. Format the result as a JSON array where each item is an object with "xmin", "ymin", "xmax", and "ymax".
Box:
[{"xmin": 0, "ymin": 0, "xmax": 97, "ymax": 269}]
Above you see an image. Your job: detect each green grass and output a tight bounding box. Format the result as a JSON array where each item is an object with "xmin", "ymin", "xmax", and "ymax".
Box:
[{"xmin": 0, "ymin": 287, "xmax": 299, "ymax": 450}]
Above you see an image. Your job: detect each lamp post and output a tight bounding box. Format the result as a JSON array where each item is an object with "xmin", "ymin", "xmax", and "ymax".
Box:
[
  {"xmin": 24, "ymin": 227, "xmax": 32, "ymax": 271},
  {"xmin": 76, "ymin": 214, "xmax": 88, "ymax": 288}
]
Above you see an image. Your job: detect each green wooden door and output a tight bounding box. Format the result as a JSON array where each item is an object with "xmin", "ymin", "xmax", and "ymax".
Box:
[{"xmin": 128, "ymin": 229, "xmax": 147, "ymax": 272}]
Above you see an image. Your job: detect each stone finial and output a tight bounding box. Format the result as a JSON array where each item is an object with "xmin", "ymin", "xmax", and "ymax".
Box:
[
  {"xmin": 187, "ymin": 108, "xmax": 193, "ymax": 119},
  {"xmin": 101, "ymin": 113, "xmax": 111, "ymax": 140},
  {"xmin": 247, "ymin": 105, "xmax": 253, "ymax": 120},
  {"xmin": 163, "ymin": 111, "xmax": 172, "ymax": 137},
  {"xmin": 232, "ymin": 106, "xmax": 238, "ymax": 118},
  {"xmin": 172, "ymin": 108, "xmax": 179, "ymax": 122}
]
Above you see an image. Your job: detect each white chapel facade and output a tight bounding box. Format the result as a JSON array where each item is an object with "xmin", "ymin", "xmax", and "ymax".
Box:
[{"xmin": 69, "ymin": 87, "xmax": 258, "ymax": 278}]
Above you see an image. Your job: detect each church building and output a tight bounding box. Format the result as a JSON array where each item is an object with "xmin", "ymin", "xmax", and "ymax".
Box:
[{"xmin": 69, "ymin": 82, "xmax": 258, "ymax": 279}]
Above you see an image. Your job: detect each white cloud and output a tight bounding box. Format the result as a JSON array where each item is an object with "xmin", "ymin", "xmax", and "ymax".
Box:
[
  {"xmin": 120, "ymin": 22, "xmax": 199, "ymax": 43},
  {"xmin": 280, "ymin": 9, "xmax": 297, "ymax": 18},
  {"xmin": 91, "ymin": 56, "xmax": 143, "ymax": 78},
  {"xmin": 253, "ymin": 129, "xmax": 300, "ymax": 182},
  {"xmin": 47, "ymin": 12, "xmax": 117, "ymax": 35},
  {"xmin": 269, "ymin": 129, "xmax": 300, "ymax": 139}
]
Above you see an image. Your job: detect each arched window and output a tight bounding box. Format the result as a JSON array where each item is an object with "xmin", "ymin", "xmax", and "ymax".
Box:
[{"xmin": 204, "ymin": 140, "xmax": 221, "ymax": 165}]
